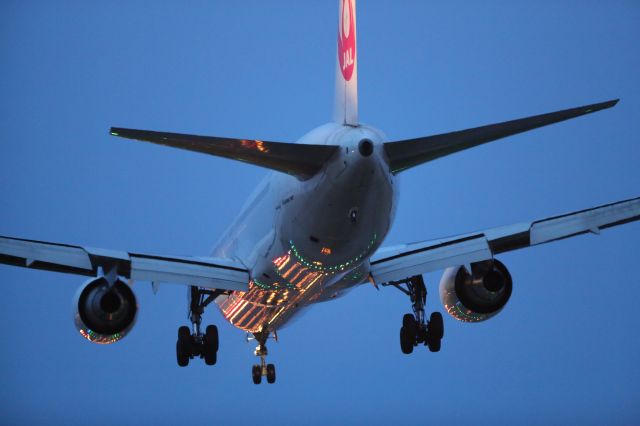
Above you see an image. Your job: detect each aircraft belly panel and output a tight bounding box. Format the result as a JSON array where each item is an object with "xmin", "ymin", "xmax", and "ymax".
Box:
[{"xmin": 218, "ymin": 267, "xmax": 333, "ymax": 333}]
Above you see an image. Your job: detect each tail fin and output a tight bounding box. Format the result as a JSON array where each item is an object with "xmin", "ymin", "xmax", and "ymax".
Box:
[{"xmin": 334, "ymin": 0, "xmax": 358, "ymax": 126}]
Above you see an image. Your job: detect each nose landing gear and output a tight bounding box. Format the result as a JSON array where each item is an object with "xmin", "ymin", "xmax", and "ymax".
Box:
[
  {"xmin": 385, "ymin": 275, "xmax": 444, "ymax": 354},
  {"xmin": 251, "ymin": 331, "xmax": 277, "ymax": 384}
]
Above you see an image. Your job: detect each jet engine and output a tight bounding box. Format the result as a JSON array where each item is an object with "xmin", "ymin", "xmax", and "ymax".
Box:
[
  {"xmin": 439, "ymin": 259, "xmax": 512, "ymax": 323},
  {"xmin": 73, "ymin": 277, "xmax": 138, "ymax": 344}
]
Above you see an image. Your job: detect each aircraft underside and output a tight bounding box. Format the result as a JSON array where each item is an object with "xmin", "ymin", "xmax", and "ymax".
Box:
[{"xmin": 1, "ymin": 0, "xmax": 638, "ymax": 386}]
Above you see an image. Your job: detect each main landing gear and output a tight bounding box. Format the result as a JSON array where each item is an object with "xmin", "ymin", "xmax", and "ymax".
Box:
[
  {"xmin": 176, "ymin": 286, "xmax": 224, "ymax": 367},
  {"xmin": 251, "ymin": 331, "xmax": 276, "ymax": 385},
  {"xmin": 385, "ymin": 275, "xmax": 444, "ymax": 354}
]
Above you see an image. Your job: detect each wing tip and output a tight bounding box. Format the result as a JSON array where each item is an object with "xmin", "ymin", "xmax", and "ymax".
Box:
[{"xmin": 595, "ymin": 98, "xmax": 620, "ymax": 110}]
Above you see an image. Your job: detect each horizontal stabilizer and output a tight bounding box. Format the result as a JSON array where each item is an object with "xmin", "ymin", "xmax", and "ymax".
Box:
[
  {"xmin": 384, "ymin": 99, "xmax": 618, "ymax": 173},
  {"xmin": 110, "ymin": 128, "xmax": 339, "ymax": 180}
]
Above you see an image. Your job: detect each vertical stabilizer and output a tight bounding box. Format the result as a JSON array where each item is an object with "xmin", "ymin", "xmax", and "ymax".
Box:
[{"xmin": 334, "ymin": 0, "xmax": 358, "ymax": 126}]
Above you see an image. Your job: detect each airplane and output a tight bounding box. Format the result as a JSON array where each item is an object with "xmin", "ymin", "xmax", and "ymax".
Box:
[{"xmin": 1, "ymin": 0, "xmax": 638, "ymax": 385}]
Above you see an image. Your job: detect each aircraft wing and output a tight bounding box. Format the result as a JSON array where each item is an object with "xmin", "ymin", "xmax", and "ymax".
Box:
[
  {"xmin": 0, "ymin": 236, "xmax": 249, "ymax": 292},
  {"xmin": 370, "ymin": 196, "xmax": 640, "ymax": 284}
]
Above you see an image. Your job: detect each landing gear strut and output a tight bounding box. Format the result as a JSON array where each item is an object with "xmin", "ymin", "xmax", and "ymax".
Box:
[
  {"xmin": 385, "ymin": 275, "xmax": 444, "ymax": 354},
  {"xmin": 251, "ymin": 331, "xmax": 276, "ymax": 384},
  {"xmin": 176, "ymin": 286, "xmax": 225, "ymax": 367}
]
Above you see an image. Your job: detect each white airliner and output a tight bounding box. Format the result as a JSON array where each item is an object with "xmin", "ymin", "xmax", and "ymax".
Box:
[{"xmin": 1, "ymin": 0, "xmax": 638, "ymax": 385}]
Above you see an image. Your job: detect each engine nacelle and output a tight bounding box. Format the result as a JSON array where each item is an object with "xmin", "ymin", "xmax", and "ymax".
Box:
[
  {"xmin": 73, "ymin": 277, "xmax": 138, "ymax": 344},
  {"xmin": 439, "ymin": 259, "xmax": 512, "ymax": 323}
]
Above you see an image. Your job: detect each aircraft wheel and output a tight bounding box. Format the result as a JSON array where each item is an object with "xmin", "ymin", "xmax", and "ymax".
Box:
[
  {"xmin": 427, "ymin": 337, "xmax": 441, "ymax": 353},
  {"xmin": 400, "ymin": 326, "xmax": 414, "ymax": 354},
  {"xmin": 205, "ymin": 325, "xmax": 219, "ymax": 352},
  {"xmin": 402, "ymin": 313, "xmax": 416, "ymax": 329},
  {"xmin": 427, "ymin": 312, "xmax": 443, "ymax": 352},
  {"xmin": 403, "ymin": 314, "xmax": 417, "ymax": 339},
  {"xmin": 266, "ymin": 364, "xmax": 276, "ymax": 384},
  {"xmin": 178, "ymin": 326, "xmax": 191, "ymax": 346},
  {"xmin": 203, "ymin": 325, "xmax": 219, "ymax": 365},
  {"xmin": 428, "ymin": 312, "xmax": 444, "ymax": 340},
  {"xmin": 252, "ymin": 365, "xmax": 262, "ymax": 385},
  {"xmin": 176, "ymin": 341, "xmax": 189, "ymax": 367},
  {"xmin": 400, "ymin": 313, "xmax": 417, "ymax": 354},
  {"xmin": 176, "ymin": 326, "xmax": 191, "ymax": 367}
]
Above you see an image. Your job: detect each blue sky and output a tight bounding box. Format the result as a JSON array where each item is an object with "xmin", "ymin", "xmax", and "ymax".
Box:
[{"xmin": 1, "ymin": 1, "xmax": 639, "ymax": 424}]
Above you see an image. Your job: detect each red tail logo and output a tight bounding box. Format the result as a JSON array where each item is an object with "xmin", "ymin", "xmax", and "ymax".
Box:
[{"xmin": 338, "ymin": 0, "xmax": 355, "ymax": 81}]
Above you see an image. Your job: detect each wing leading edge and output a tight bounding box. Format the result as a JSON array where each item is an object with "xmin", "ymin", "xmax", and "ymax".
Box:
[
  {"xmin": 370, "ymin": 196, "xmax": 640, "ymax": 285},
  {"xmin": 384, "ymin": 99, "xmax": 618, "ymax": 174},
  {"xmin": 0, "ymin": 236, "xmax": 249, "ymax": 292}
]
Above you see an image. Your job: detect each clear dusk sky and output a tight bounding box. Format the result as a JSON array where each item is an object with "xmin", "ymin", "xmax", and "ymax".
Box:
[{"xmin": 1, "ymin": 1, "xmax": 639, "ymax": 425}]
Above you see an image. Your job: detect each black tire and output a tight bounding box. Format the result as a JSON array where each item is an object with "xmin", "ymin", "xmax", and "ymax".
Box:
[
  {"xmin": 427, "ymin": 337, "xmax": 441, "ymax": 353},
  {"xmin": 203, "ymin": 325, "xmax": 219, "ymax": 365},
  {"xmin": 177, "ymin": 326, "xmax": 191, "ymax": 367},
  {"xmin": 402, "ymin": 313, "xmax": 416, "ymax": 329},
  {"xmin": 178, "ymin": 326, "xmax": 191, "ymax": 338},
  {"xmin": 205, "ymin": 325, "xmax": 219, "ymax": 352},
  {"xmin": 203, "ymin": 348, "xmax": 217, "ymax": 366},
  {"xmin": 403, "ymin": 313, "xmax": 417, "ymax": 338},
  {"xmin": 252, "ymin": 364, "xmax": 262, "ymax": 385},
  {"xmin": 404, "ymin": 314, "xmax": 418, "ymax": 339},
  {"xmin": 400, "ymin": 326, "xmax": 414, "ymax": 354},
  {"xmin": 176, "ymin": 341, "xmax": 189, "ymax": 367},
  {"xmin": 266, "ymin": 364, "xmax": 276, "ymax": 384},
  {"xmin": 428, "ymin": 312, "xmax": 444, "ymax": 340},
  {"xmin": 178, "ymin": 326, "xmax": 192, "ymax": 350}
]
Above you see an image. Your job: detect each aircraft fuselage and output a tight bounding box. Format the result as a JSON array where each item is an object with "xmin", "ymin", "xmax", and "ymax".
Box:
[{"xmin": 212, "ymin": 123, "xmax": 396, "ymax": 333}]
